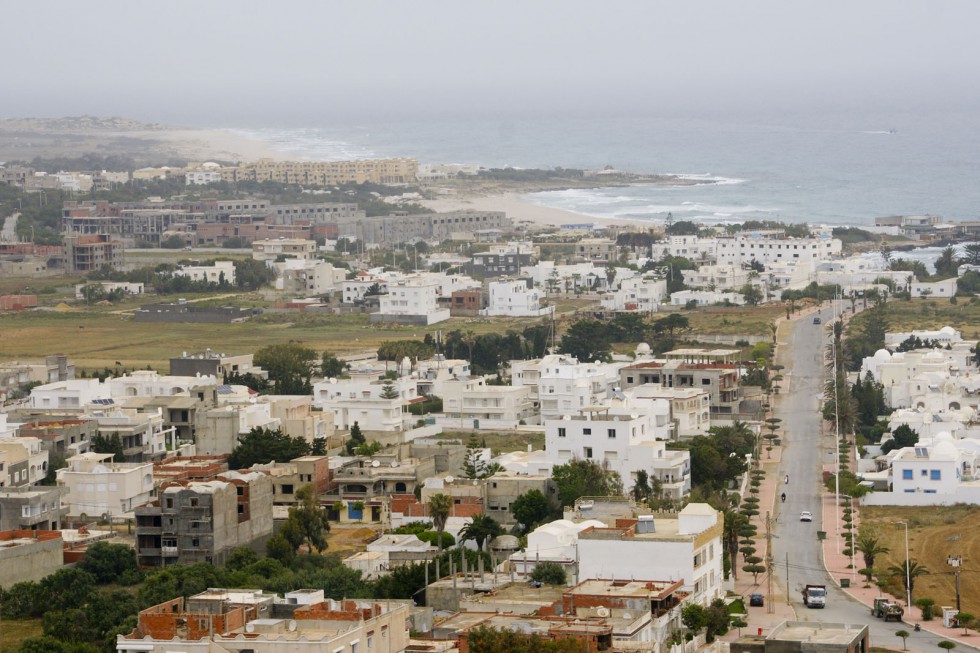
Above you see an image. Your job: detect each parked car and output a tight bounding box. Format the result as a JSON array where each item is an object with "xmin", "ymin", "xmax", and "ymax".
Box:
[
  {"xmin": 800, "ymin": 511, "xmax": 813, "ymax": 522},
  {"xmin": 813, "ymin": 316, "xmax": 821, "ymax": 324},
  {"xmin": 749, "ymin": 593, "xmax": 765, "ymax": 607}
]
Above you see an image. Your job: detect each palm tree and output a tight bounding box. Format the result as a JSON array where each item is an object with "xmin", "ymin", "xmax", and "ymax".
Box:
[
  {"xmin": 458, "ymin": 514, "xmax": 504, "ymax": 551},
  {"xmin": 855, "ymin": 533, "xmax": 890, "ymax": 570},
  {"xmin": 462, "ymin": 330, "xmax": 478, "ymax": 363},
  {"xmin": 428, "ymin": 493, "xmax": 453, "ymax": 551},
  {"xmin": 888, "ymin": 559, "xmax": 928, "ymax": 598}
]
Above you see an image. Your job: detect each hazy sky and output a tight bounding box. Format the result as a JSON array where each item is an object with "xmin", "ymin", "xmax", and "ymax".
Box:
[{"xmin": 3, "ymin": 1, "xmax": 979, "ymax": 126}]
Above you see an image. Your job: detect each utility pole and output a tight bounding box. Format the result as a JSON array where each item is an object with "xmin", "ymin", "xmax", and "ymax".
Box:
[{"xmin": 786, "ymin": 552, "xmax": 790, "ymax": 605}]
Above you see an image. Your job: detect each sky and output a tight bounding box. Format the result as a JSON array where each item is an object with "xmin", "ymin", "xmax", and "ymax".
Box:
[{"xmin": 3, "ymin": 1, "xmax": 979, "ymax": 126}]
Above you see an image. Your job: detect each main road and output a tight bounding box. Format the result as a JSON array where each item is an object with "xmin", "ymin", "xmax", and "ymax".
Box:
[{"xmin": 771, "ymin": 303, "xmax": 974, "ymax": 652}]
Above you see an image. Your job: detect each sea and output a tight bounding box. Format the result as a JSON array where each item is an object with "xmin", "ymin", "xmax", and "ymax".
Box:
[{"xmin": 227, "ymin": 108, "xmax": 980, "ymax": 232}]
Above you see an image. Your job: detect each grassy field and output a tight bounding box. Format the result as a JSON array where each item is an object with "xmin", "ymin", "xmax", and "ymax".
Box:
[
  {"xmin": 877, "ymin": 298, "xmax": 980, "ymax": 338},
  {"xmin": 0, "ymin": 308, "xmax": 548, "ymax": 372},
  {"xmin": 861, "ymin": 505, "xmax": 980, "ymax": 611},
  {"xmin": 0, "ymin": 618, "xmax": 43, "ymax": 651}
]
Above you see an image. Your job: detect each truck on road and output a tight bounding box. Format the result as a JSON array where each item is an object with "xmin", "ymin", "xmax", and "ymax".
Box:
[
  {"xmin": 802, "ymin": 584, "xmax": 827, "ymax": 608},
  {"xmin": 872, "ymin": 597, "xmax": 904, "ymax": 621}
]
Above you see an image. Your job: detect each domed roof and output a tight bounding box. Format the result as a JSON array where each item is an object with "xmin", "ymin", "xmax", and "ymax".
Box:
[
  {"xmin": 934, "ymin": 431, "xmax": 954, "ymax": 442},
  {"xmin": 635, "ymin": 343, "xmax": 651, "ymax": 355},
  {"xmin": 932, "ymin": 440, "xmax": 958, "ymax": 461},
  {"xmin": 874, "ymin": 349, "xmax": 892, "ymax": 360},
  {"xmin": 941, "ymin": 326, "xmax": 957, "ymax": 335},
  {"xmin": 925, "ymin": 351, "xmax": 945, "ymax": 360}
]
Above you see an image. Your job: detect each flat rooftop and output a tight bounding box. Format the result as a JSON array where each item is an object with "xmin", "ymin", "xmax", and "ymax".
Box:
[
  {"xmin": 568, "ymin": 579, "xmax": 682, "ymax": 600},
  {"xmin": 461, "ymin": 581, "xmax": 564, "ymax": 607},
  {"xmin": 771, "ymin": 621, "xmax": 867, "ymax": 645}
]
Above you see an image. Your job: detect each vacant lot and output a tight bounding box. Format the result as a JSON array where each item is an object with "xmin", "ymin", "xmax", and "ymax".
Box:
[
  {"xmin": 0, "ymin": 309, "xmax": 545, "ymax": 372},
  {"xmin": 861, "ymin": 505, "xmax": 980, "ymax": 611},
  {"xmin": 878, "ymin": 298, "xmax": 980, "ymax": 338}
]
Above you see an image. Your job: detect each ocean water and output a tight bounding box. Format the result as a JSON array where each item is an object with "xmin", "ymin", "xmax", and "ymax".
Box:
[{"xmin": 229, "ymin": 108, "xmax": 980, "ymax": 228}]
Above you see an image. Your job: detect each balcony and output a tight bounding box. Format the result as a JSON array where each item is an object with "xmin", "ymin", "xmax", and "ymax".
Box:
[{"xmin": 162, "ymin": 546, "xmax": 179, "ymax": 556}]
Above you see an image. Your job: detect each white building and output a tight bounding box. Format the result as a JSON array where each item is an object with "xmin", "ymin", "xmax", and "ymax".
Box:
[
  {"xmin": 525, "ymin": 261, "xmax": 607, "ymax": 293},
  {"xmin": 343, "ymin": 276, "xmax": 387, "ymax": 304},
  {"xmin": 544, "ymin": 407, "xmax": 690, "ymax": 498},
  {"xmin": 670, "ymin": 290, "xmax": 745, "ymax": 306},
  {"xmin": 74, "ymin": 281, "xmax": 145, "ymax": 300},
  {"xmin": 29, "ymin": 378, "xmax": 112, "ymax": 409},
  {"xmin": 911, "ymin": 277, "xmax": 959, "ymax": 298},
  {"xmin": 627, "ymin": 385, "xmax": 711, "ymax": 439},
  {"xmin": 251, "ymin": 238, "xmax": 317, "ymax": 263},
  {"xmin": 600, "ymin": 275, "xmax": 667, "ymax": 313},
  {"xmin": 576, "ymin": 504, "xmax": 724, "ymax": 606},
  {"xmin": 481, "ymin": 278, "xmax": 554, "ymax": 317},
  {"xmin": 439, "ymin": 376, "xmax": 536, "ymax": 426},
  {"xmin": 885, "ymin": 326, "xmax": 964, "ymax": 348},
  {"xmin": 715, "ymin": 232, "xmax": 842, "ymax": 266},
  {"xmin": 174, "ymin": 260, "xmax": 236, "ymax": 285},
  {"xmin": 0, "ymin": 437, "xmax": 49, "ymax": 486},
  {"xmin": 57, "ymin": 452, "xmax": 154, "ymax": 518},
  {"xmin": 274, "ymin": 259, "xmax": 347, "ymax": 294},
  {"xmin": 651, "ymin": 235, "xmax": 718, "ymax": 262},
  {"xmin": 682, "ymin": 264, "xmax": 750, "ymax": 291},
  {"xmin": 513, "ymin": 355, "xmax": 625, "ymax": 419},
  {"xmin": 185, "ymin": 169, "xmax": 222, "ymax": 185},
  {"xmin": 314, "ymin": 367, "xmax": 416, "ymax": 432},
  {"xmin": 372, "ymin": 277, "xmax": 450, "ymax": 325}
]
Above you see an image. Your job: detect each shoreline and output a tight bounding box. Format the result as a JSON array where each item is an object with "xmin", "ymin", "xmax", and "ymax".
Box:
[{"xmin": 419, "ymin": 192, "xmax": 658, "ymax": 230}]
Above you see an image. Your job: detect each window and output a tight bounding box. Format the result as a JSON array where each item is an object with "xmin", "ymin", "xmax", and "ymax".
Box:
[
  {"xmin": 626, "ymin": 376, "xmax": 634, "ymax": 384},
  {"xmin": 558, "ymin": 428, "xmax": 566, "ymax": 438},
  {"xmin": 921, "ymin": 470, "xmax": 928, "ymax": 477},
  {"xmin": 931, "ymin": 470, "xmax": 942, "ymax": 480},
  {"xmin": 189, "ymin": 498, "xmax": 198, "ymax": 507},
  {"xmin": 607, "ymin": 429, "xmax": 616, "ymax": 439},
  {"xmin": 282, "ymin": 484, "xmax": 294, "ymax": 495},
  {"xmin": 584, "ymin": 447, "xmax": 593, "ymax": 458},
  {"xmin": 902, "ymin": 469, "xmax": 913, "ymax": 480},
  {"xmin": 165, "ymin": 498, "xmax": 174, "ymax": 508},
  {"xmin": 583, "ymin": 428, "xmax": 591, "ymax": 435},
  {"xmin": 236, "ymin": 486, "xmax": 244, "ymax": 496}
]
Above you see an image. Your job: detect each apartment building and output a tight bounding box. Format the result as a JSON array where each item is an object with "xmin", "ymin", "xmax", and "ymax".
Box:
[
  {"xmin": 714, "ymin": 232, "xmax": 842, "ymax": 266},
  {"xmin": 250, "ymin": 455, "xmax": 331, "ymax": 506},
  {"xmin": 252, "ymin": 237, "xmax": 318, "ymax": 263},
  {"xmin": 13, "ymin": 417, "xmax": 96, "ymax": 458},
  {"xmin": 333, "ymin": 454, "xmax": 435, "ymax": 501},
  {"xmin": 544, "ymin": 407, "xmax": 690, "ymax": 498},
  {"xmin": 513, "ymin": 355, "xmax": 624, "ymax": 420},
  {"xmin": 682, "ymin": 264, "xmax": 751, "ymax": 290},
  {"xmin": 63, "ymin": 234, "xmax": 123, "ymax": 272},
  {"xmin": 576, "ymin": 503, "xmax": 724, "ymax": 606},
  {"xmin": 440, "ymin": 376, "xmax": 536, "ymax": 425},
  {"xmin": 575, "ymin": 238, "xmax": 619, "ymax": 262},
  {"xmin": 600, "ymin": 275, "xmax": 667, "ymax": 313},
  {"xmin": 57, "ymin": 452, "xmax": 155, "ymax": 519},
  {"xmin": 274, "ymin": 259, "xmax": 347, "ymax": 294},
  {"xmin": 134, "ymin": 470, "xmax": 273, "ymax": 568},
  {"xmin": 0, "ymin": 485, "xmax": 68, "ymax": 531},
  {"xmin": 372, "ymin": 277, "xmax": 450, "ymax": 325},
  {"xmin": 620, "ymin": 349, "xmax": 743, "ymax": 416},
  {"xmin": 627, "ymin": 385, "xmax": 711, "ymax": 439},
  {"xmin": 468, "ymin": 242, "xmax": 536, "ymax": 277},
  {"xmin": 0, "ymin": 436, "xmax": 50, "ymax": 486},
  {"xmin": 481, "ymin": 278, "xmax": 554, "ymax": 317},
  {"xmin": 219, "ymin": 157, "xmax": 419, "ymax": 185}
]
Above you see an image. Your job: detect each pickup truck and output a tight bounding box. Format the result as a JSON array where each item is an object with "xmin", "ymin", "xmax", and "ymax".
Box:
[
  {"xmin": 802, "ymin": 584, "xmax": 827, "ymax": 608},
  {"xmin": 872, "ymin": 597, "xmax": 904, "ymax": 621}
]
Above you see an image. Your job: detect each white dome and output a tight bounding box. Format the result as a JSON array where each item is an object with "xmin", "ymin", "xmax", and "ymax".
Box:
[
  {"xmin": 934, "ymin": 431, "xmax": 954, "ymax": 442},
  {"xmin": 874, "ymin": 349, "xmax": 892, "ymax": 361},
  {"xmin": 635, "ymin": 343, "xmax": 651, "ymax": 355},
  {"xmin": 925, "ymin": 351, "xmax": 945, "ymax": 360},
  {"xmin": 941, "ymin": 326, "xmax": 957, "ymax": 335},
  {"xmin": 932, "ymin": 440, "xmax": 958, "ymax": 461}
]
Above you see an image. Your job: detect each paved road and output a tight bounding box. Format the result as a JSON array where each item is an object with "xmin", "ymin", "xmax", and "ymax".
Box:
[{"xmin": 772, "ymin": 304, "xmax": 973, "ymax": 651}]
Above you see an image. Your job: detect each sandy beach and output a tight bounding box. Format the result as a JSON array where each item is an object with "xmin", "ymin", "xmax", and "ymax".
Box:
[
  {"xmin": 146, "ymin": 128, "xmax": 285, "ymax": 163},
  {"xmin": 420, "ymin": 191, "xmax": 658, "ymax": 231}
]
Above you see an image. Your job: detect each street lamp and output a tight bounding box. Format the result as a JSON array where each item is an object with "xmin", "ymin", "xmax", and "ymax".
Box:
[{"xmin": 896, "ymin": 521, "xmax": 912, "ymax": 610}]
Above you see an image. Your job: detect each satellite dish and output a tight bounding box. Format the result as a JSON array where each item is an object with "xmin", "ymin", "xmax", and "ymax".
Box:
[
  {"xmin": 288, "ymin": 620, "xmax": 297, "ymax": 632},
  {"xmin": 622, "ymin": 612, "xmax": 633, "ymax": 621},
  {"xmin": 372, "ymin": 460, "xmax": 381, "ymax": 467},
  {"xmin": 391, "ymin": 461, "xmax": 399, "ymax": 467},
  {"xmin": 245, "ymin": 623, "xmax": 255, "ymax": 633},
  {"xmin": 596, "ymin": 607, "xmax": 610, "ymax": 618},
  {"xmin": 445, "ymin": 475, "xmax": 455, "ymax": 483}
]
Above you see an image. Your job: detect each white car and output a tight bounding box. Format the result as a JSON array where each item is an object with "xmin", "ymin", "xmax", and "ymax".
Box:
[{"xmin": 799, "ymin": 511, "xmax": 813, "ymax": 522}]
